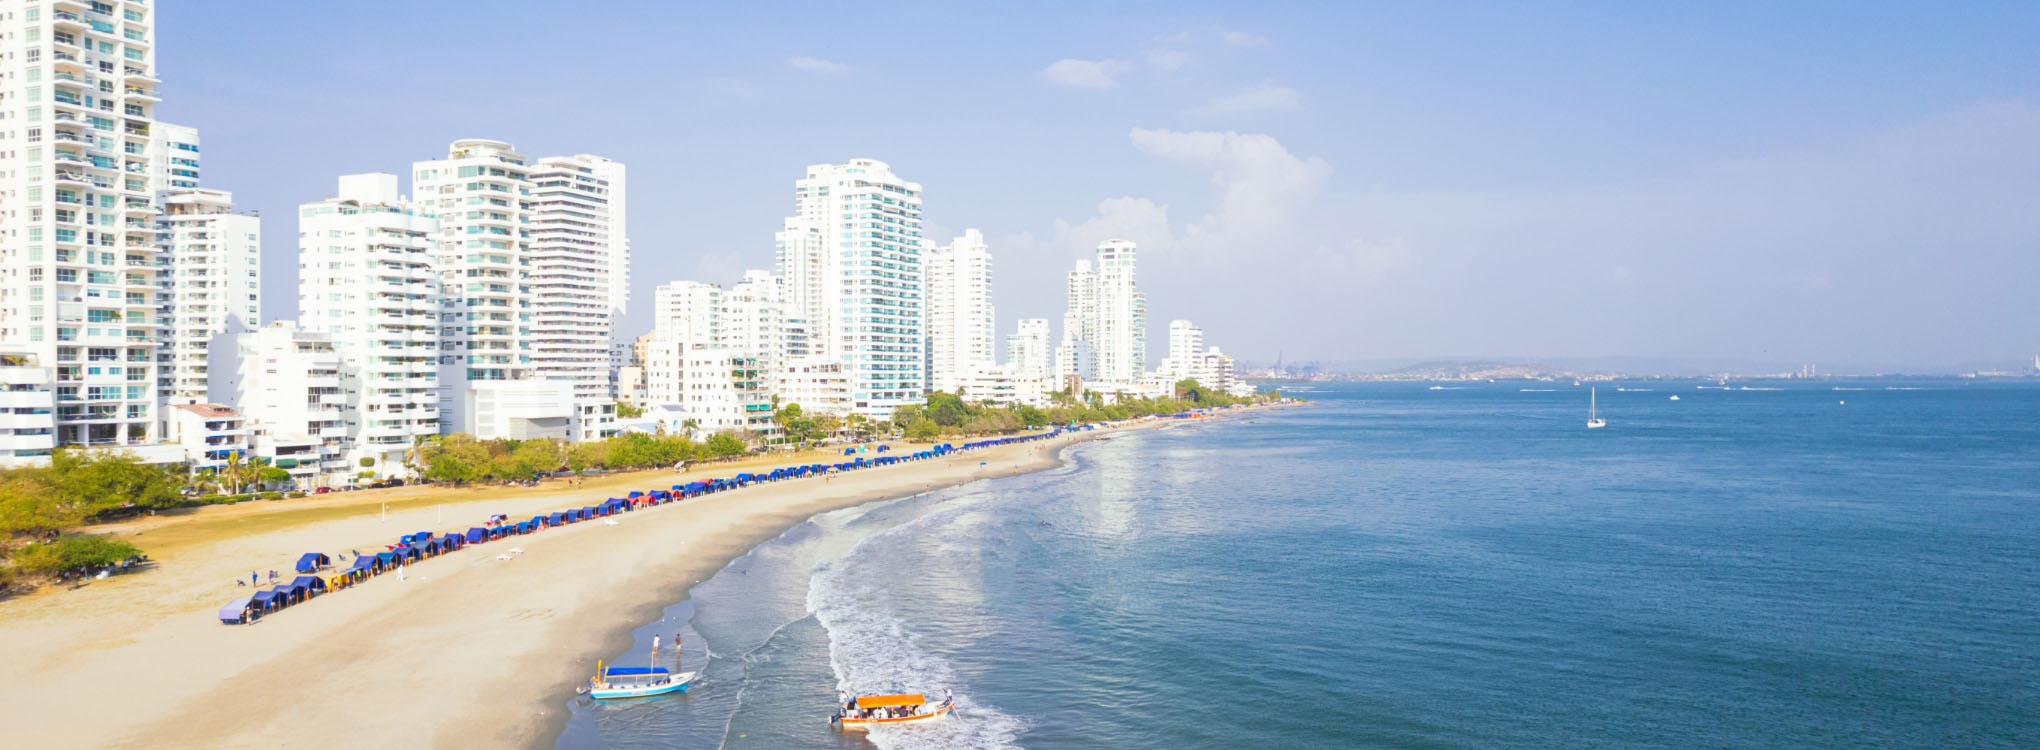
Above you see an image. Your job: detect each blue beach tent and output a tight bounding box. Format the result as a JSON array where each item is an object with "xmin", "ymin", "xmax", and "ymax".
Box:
[
  {"xmin": 219, "ymin": 597, "xmax": 256, "ymax": 624},
  {"xmin": 467, "ymin": 527, "xmax": 489, "ymax": 544},
  {"xmin": 294, "ymin": 552, "xmax": 330, "ymax": 573},
  {"xmin": 548, "ymin": 512, "xmax": 568, "ymax": 525},
  {"xmin": 250, "ymin": 589, "xmax": 282, "ymax": 609},
  {"xmin": 291, "ymin": 575, "xmax": 326, "ymax": 595}
]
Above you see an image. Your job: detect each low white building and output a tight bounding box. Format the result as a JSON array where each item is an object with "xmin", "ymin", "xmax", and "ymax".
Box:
[
  {"xmin": 166, "ymin": 403, "xmax": 248, "ymax": 474},
  {"xmin": 777, "ymin": 356, "xmax": 852, "ymax": 416},
  {"xmin": 209, "ymin": 322, "xmax": 352, "ymax": 484},
  {"xmin": 464, "ymin": 380, "xmax": 576, "ymax": 441},
  {"xmin": 956, "ymin": 364, "xmax": 1050, "ymax": 409},
  {"xmin": 0, "ymin": 352, "xmax": 58, "ymax": 468}
]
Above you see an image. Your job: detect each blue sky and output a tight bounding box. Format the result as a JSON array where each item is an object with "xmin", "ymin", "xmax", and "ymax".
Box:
[{"xmin": 163, "ymin": 1, "xmax": 2040, "ymax": 371}]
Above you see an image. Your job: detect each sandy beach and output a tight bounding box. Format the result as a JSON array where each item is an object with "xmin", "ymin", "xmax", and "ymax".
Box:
[{"xmin": 0, "ymin": 422, "xmax": 1181, "ymax": 748}]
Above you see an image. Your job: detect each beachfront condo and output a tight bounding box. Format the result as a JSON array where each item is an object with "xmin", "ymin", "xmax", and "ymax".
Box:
[
  {"xmin": 925, "ymin": 228, "xmax": 995, "ymax": 394},
  {"xmin": 156, "ymin": 186, "xmax": 260, "ymax": 412},
  {"xmin": 297, "ymin": 174, "xmax": 442, "ymax": 474},
  {"xmin": 0, "ymin": 0, "xmax": 165, "ymax": 451},
  {"xmin": 773, "ymin": 159, "xmax": 925, "ymax": 420},
  {"xmin": 527, "ymin": 154, "xmax": 627, "ymax": 441}
]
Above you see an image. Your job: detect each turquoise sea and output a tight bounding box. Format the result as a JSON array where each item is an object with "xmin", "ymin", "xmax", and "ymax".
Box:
[{"xmin": 554, "ymin": 380, "xmax": 2040, "ymax": 748}]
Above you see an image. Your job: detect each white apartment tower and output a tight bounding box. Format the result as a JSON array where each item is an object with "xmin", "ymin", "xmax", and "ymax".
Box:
[
  {"xmin": 1006, "ymin": 318, "xmax": 1052, "ymax": 381},
  {"xmin": 297, "ymin": 174, "xmax": 442, "ymax": 472},
  {"xmin": 1056, "ymin": 241, "xmax": 1145, "ymax": 386},
  {"xmin": 1062, "ymin": 259, "xmax": 1097, "ymax": 367},
  {"xmin": 156, "ymin": 187, "xmax": 259, "ymax": 407},
  {"xmin": 772, "ymin": 159, "xmax": 924, "ymax": 419},
  {"xmin": 412, "ymin": 139, "xmax": 537, "ymax": 433},
  {"xmin": 1165, "ymin": 319, "xmax": 1204, "ymax": 380},
  {"xmin": 1093, "ymin": 240, "xmax": 1145, "ymax": 384},
  {"xmin": 0, "ymin": 1, "xmax": 165, "ymax": 449},
  {"xmin": 528, "ymin": 153, "xmax": 625, "ymax": 441},
  {"xmin": 925, "ymin": 228, "xmax": 994, "ymax": 394}
]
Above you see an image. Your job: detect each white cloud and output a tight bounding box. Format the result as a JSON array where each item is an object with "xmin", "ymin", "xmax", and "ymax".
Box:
[
  {"xmin": 1042, "ymin": 58, "xmax": 1126, "ymax": 89},
  {"xmin": 1144, "ymin": 49, "xmax": 1193, "ymax": 72},
  {"xmin": 1220, "ymin": 30, "xmax": 1270, "ymax": 47},
  {"xmin": 1129, "ymin": 128, "xmax": 1332, "ymax": 244},
  {"xmin": 1188, "ymin": 83, "xmax": 1304, "ymax": 115},
  {"xmin": 787, "ymin": 56, "xmax": 851, "ymax": 74}
]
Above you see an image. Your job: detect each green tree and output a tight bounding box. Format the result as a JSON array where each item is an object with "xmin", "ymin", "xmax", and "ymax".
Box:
[
  {"xmin": 906, "ymin": 417, "xmax": 941, "ymax": 440},
  {"xmin": 704, "ymin": 432, "xmax": 747, "ymax": 458},
  {"xmin": 925, "ymin": 391, "xmax": 969, "ymax": 427},
  {"xmin": 616, "ymin": 400, "xmax": 645, "ymax": 419},
  {"xmin": 0, "ymin": 472, "xmax": 75, "ymax": 535},
  {"xmin": 422, "ymin": 434, "xmax": 490, "ymax": 484},
  {"xmin": 1015, "ymin": 405, "xmax": 1049, "ymax": 428},
  {"xmin": 891, "ymin": 404, "xmax": 926, "ymax": 428},
  {"xmin": 257, "ymin": 465, "xmax": 293, "ymax": 488},
  {"xmin": 507, "ymin": 439, "xmax": 560, "ymax": 479}
]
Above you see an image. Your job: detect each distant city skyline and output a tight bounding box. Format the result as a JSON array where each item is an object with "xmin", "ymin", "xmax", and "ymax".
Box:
[{"xmin": 159, "ymin": 2, "xmax": 2040, "ymax": 369}]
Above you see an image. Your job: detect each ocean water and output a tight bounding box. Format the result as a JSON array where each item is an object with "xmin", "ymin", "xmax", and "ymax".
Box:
[{"xmin": 554, "ymin": 380, "xmax": 2040, "ymax": 748}]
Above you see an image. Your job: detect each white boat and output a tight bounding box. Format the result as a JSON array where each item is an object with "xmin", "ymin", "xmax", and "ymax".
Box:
[
  {"xmin": 585, "ymin": 662, "xmax": 696, "ymax": 699},
  {"xmin": 1668, "ymin": 395, "xmax": 1680, "ymax": 401},
  {"xmin": 1587, "ymin": 387, "xmax": 1607, "ymax": 429},
  {"xmin": 832, "ymin": 691, "xmax": 955, "ymax": 729}
]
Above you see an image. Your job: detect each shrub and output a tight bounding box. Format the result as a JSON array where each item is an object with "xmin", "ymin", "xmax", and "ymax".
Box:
[{"xmin": 10, "ymin": 535, "xmax": 142, "ymax": 575}]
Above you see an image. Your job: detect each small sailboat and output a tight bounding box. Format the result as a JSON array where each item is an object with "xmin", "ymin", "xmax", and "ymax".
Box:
[
  {"xmin": 1668, "ymin": 395, "xmax": 1680, "ymax": 401},
  {"xmin": 832, "ymin": 691, "xmax": 955, "ymax": 729},
  {"xmin": 1587, "ymin": 387, "xmax": 1607, "ymax": 429}
]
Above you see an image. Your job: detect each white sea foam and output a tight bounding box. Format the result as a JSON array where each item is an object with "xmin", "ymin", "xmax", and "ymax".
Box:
[
  {"xmin": 806, "ymin": 497, "xmax": 1025, "ymax": 750},
  {"xmin": 1519, "ymin": 388, "xmax": 1558, "ymax": 392}
]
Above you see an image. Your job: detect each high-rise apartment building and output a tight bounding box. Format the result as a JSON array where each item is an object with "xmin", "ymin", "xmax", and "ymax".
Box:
[
  {"xmin": 297, "ymin": 174, "xmax": 441, "ymax": 473},
  {"xmin": 412, "ymin": 139, "xmax": 546, "ymax": 435},
  {"xmin": 0, "ymin": 1, "xmax": 165, "ymax": 449},
  {"xmin": 1055, "ymin": 240, "xmax": 1144, "ymax": 386},
  {"xmin": 156, "ymin": 187, "xmax": 258, "ymax": 407},
  {"xmin": 527, "ymin": 153, "xmax": 625, "ymax": 441},
  {"xmin": 1006, "ymin": 318, "xmax": 1052, "ymax": 381},
  {"xmin": 925, "ymin": 228, "xmax": 993, "ymax": 394},
  {"xmin": 1093, "ymin": 240, "xmax": 1145, "ymax": 384},
  {"xmin": 1061, "ymin": 259, "xmax": 1097, "ymax": 378},
  {"xmin": 772, "ymin": 159, "xmax": 924, "ymax": 419},
  {"xmin": 1164, "ymin": 319, "xmax": 1204, "ymax": 381}
]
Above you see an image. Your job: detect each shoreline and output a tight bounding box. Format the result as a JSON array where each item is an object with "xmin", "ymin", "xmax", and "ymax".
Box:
[{"xmin": 0, "ymin": 409, "xmax": 1279, "ymax": 749}]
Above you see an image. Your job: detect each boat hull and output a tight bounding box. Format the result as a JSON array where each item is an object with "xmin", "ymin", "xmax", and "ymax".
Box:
[
  {"xmin": 590, "ymin": 671, "xmax": 695, "ymax": 700},
  {"xmin": 836, "ymin": 700, "xmax": 954, "ymax": 729}
]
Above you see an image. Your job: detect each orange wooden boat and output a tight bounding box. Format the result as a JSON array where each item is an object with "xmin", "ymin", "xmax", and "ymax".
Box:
[{"xmin": 831, "ymin": 692, "xmax": 954, "ymax": 729}]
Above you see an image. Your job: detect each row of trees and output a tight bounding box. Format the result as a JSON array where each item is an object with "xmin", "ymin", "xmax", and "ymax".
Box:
[
  {"xmin": 410, "ymin": 430, "xmax": 751, "ymax": 485},
  {"xmin": 886, "ymin": 382, "xmax": 1281, "ymax": 439}
]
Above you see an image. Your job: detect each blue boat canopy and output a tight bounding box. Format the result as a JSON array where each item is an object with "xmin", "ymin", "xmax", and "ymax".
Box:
[{"xmin": 601, "ymin": 666, "xmax": 671, "ymax": 677}]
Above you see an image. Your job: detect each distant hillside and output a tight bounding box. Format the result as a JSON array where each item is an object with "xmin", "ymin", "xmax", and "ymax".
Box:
[{"xmin": 1356, "ymin": 360, "xmax": 1592, "ymax": 382}]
